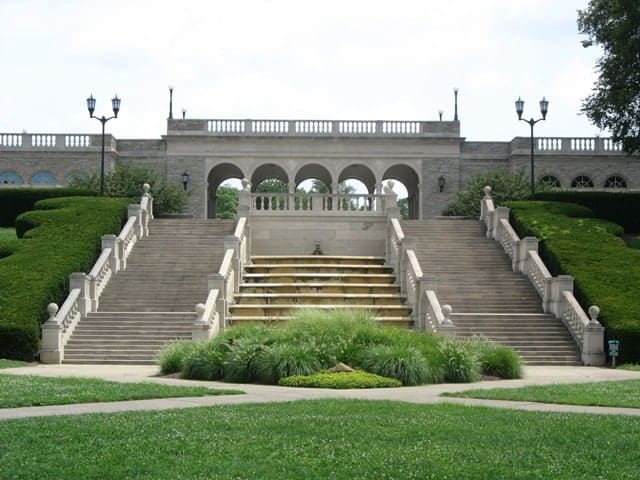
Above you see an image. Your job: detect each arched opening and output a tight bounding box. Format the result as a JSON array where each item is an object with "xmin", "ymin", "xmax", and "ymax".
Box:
[
  {"xmin": 571, "ymin": 175, "xmax": 594, "ymax": 189},
  {"xmin": 336, "ymin": 164, "xmax": 377, "ymax": 212},
  {"xmin": 207, "ymin": 163, "xmax": 245, "ymax": 219},
  {"xmin": 251, "ymin": 163, "xmax": 289, "ymax": 211},
  {"xmin": 604, "ymin": 175, "xmax": 628, "ymax": 189},
  {"xmin": 65, "ymin": 171, "xmax": 88, "ymax": 184},
  {"xmin": 30, "ymin": 171, "xmax": 56, "ymax": 185},
  {"xmin": 538, "ymin": 175, "xmax": 561, "ymax": 188},
  {"xmin": 294, "ymin": 163, "xmax": 333, "ymax": 193},
  {"xmin": 0, "ymin": 171, "xmax": 23, "ymax": 185},
  {"xmin": 382, "ymin": 164, "xmax": 420, "ymax": 219}
]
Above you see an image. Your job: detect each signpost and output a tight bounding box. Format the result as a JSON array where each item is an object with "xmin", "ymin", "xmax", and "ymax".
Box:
[{"xmin": 608, "ymin": 340, "xmax": 620, "ymax": 367}]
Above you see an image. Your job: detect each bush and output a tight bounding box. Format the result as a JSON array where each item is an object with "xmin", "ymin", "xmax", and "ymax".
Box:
[
  {"xmin": 257, "ymin": 343, "xmax": 322, "ymax": 383},
  {"xmin": 158, "ymin": 341, "xmax": 200, "ymax": 375},
  {"xmin": 279, "ymin": 370, "xmax": 402, "ymax": 389},
  {"xmin": 182, "ymin": 341, "xmax": 227, "ymax": 380},
  {"xmin": 69, "ymin": 163, "xmax": 188, "ymax": 215},
  {"xmin": 443, "ymin": 170, "xmax": 542, "ymax": 217},
  {"xmin": 0, "ymin": 196, "xmax": 129, "ymax": 359},
  {"xmin": 466, "ymin": 339, "xmax": 524, "ymax": 379},
  {"xmin": 361, "ymin": 344, "xmax": 432, "ymax": 386},
  {"xmin": 0, "ymin": 188, "xmax": 95, "ymax": 227},
  {"xmin": 437, "ymin": 341, "xmax": 481, "ymax": 383},
  {"xmin": 506, "ymin": 201, "xmax": 640, "ymax": 363},
  {"xmin": 535, "ymin": 191, "xmax": 640, "ymax": 233},
  {"xmin": 223, "ymin": 339, "xmax": 266, "ymax": 383}
]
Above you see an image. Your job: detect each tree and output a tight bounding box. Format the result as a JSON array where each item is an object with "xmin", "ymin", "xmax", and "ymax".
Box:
[
  {"xmin": 69, "ymin": 163, "xmax": 189, "ymax": 215},
  {"xmin": 578, "ymin": 1, "xmax": 640, "ymax": 154},
  {"xmin": 215, "ymin": 186, "xmax": 239, "ymax": 219},
  {"xmin": 442, "ymin": 170, "xmax": 547, "ymax": 217},
  {"xmin": 255, "ymin": 178, "xmax": 288, "ymax": 193},
  {"xmin": 398, "ymin": 198, "xmax": 409, "ymax": 220}
]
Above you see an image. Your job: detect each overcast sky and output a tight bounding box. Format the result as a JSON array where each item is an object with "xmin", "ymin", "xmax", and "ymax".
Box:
[{"xmin": 0, "ymin": 0, "xmax": 603, "ymax": 141}]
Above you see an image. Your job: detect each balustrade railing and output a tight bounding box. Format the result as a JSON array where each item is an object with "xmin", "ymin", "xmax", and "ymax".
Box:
[
  {"xmin": 193, "ymin": 289, "xmax": 220, "ymax": 341},
  {"xmin": 480, "ymin": 185, "xmax": 605, "ymax": 365},
  {"xmin": 40, "ymin": 184, "xmax": 154, "ymax": 363},
  {"xmin": 250, "ymin": 192, "xmax": 384, "ymax": 215},
  {"xmin": 0, "ymin": 133, "xmax": 106, "ymax": 150}
]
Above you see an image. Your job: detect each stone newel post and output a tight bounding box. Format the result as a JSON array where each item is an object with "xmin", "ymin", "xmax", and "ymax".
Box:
[{"xmin": 40, "ymin": 304, "xmax": 63, "ymax": 364}]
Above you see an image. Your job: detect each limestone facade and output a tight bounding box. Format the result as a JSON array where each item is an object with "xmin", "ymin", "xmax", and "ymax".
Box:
[{"xmin": 1, "ymin": 119, "xmax": 637, "ymax": 218}]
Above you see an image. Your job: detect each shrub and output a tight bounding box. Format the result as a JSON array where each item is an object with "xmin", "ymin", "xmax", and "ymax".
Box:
[
  {"xmin": 437, "ymin": 341, "xmax": 481, "ymax": 383},
  {"xmin": 157, "ymin": 340, "xmax": 200, "ymax": 375},
  {"xmin": 0, "ymin": 196, "xmax": 129, "ymax": 360},
  {"xmin": 362, "ymin": 344, "xmax": 432, "ymax": 386},
  {"xmin": 257, "ymin": 343, "xmax": 322, "ymax": 383},
  {"xmin": 69, "ymin": 163, "xmax": 188, "ymax": 215},
  {"xmin": 182, "ymin": 341, "xmax": 227, "ymax": 380},
  {"xmin": 466, "ymin": 339, "xmax": 524, "ymax": 379},
  {"xmin": 0, "ymin": 188, "xmax": 95, "ymax": 227},
  {"xmin": 506, "ymin": 200, "xmax": 640, "ymax": 363},
  {"xmin": 223, "ymin": 339, "xmax": 266, "ymax": 383},
  {"xmin": 279, "ymin": 370, "xmax": 402, "ymax": 389}
]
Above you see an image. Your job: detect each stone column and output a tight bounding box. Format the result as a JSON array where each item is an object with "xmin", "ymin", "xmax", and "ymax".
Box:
[{"xmin": 40, "ymin": 304, "xmax": 63, "ymax": 364}]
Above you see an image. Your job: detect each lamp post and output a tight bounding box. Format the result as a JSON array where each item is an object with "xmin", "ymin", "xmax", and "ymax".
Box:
[
  {"xmin": 182, "ymin": 171, "xmax": 190, "ymax": 191},
  {"xmin": 86, "ymin": 94, "xmax": 120, "ymax": 196},
  {"xmin": 515, "ymin": 96, "xmax": 549, "ymax": 196}
]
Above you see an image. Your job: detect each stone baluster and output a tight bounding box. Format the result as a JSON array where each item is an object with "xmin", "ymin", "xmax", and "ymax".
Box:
[
  {"xmin": 40, "ymin": 303, "xmax": 63, "ymax": 364},
  {"xmin": 128, "ymin": 204, "xmax": 143, "ymax": 238},
  {"xmin": 69, "ymin": 272, "xmax": 91, "ymax": 316},
  {"xmin": 238, "ymin": 178, "xmax": 251, "ymax": 217},
  {"xmin": 101, "ymin": 234, "xmax": 121, "ymax": 272},
  {"xmin": 582, "ymin": 306, "xmax": 605, "ymax": 365},
  {"xmin": 193, "ymin": 303, "xmax": 214, "ymax": 341}
]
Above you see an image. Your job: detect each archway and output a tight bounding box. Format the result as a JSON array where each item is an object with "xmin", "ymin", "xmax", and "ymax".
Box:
[
  {"xmin": 0, "ymin": 171, "xmax": 23, "ymax": 185},
  {"xmin": 382, "ymin": 164, "xmax": 420, "ymax": 219},
  {"xmin": 294, "ymin": 163, "xmax": 333, "ymax": 193},
  {"xmin": 207, "ymin": 163, "xmax": 245, "ymax": 219},
  {"xmin": 30, "ymin": 171, "xmax": 56, "ymax": 185}
]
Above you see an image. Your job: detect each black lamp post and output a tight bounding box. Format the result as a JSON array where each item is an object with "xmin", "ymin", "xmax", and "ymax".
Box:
[
  {"xmin": 515, "ymin": 96, "xmax": 549, "ymax": 196},
  {"xmin": 182, "ymin": 171, "xmax": 190, "ymax": 190},
  {"xmin": 438, "ymin": 175, "xmax": 446, "ymax": 193},
  {"xmin": 453, "ymin": 88, "xmax": 459, "ymax": 121},
  {"xmin": 86, "ymin": 94, "xmax": 120, "ymax": 196}
]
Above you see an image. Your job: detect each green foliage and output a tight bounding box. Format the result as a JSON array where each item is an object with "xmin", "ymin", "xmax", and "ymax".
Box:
[
  {"xmin": 398, "ymin": 197, "xmax": 409, "ymax": 220},
  {"xmin": 255, "ymin": 178, "xmax": 288, "ymax": 193},
  {"xmin": 437, "ymin": 341, "xmax": 481, "ymax": 383},
  {"xmin": 0, "ymin": 196, "xmax": 129, "ymax": 360},
  {"xmin": 0, "ymin": 358, "xmax": 28, "ymax": 369},
  {"xmin": 0, "ymin": 187, "xmax": 95, "ymax": 227},
  {"xmin": 279, "ymin": 370, "xmax": 402, "ymax": 389},
  {"xmin": 0, "ymin": 374, "xmax": 240, "ymax": 408},
  {"xmin": 442, "ymin": 170, "xmax": 540, "ymax": 217},
  {"xmin": 578, "ymin": 1, "xmax": 640, "ymax": 154},
  {"xmin": 534, "ymin": 191, "xmax": 640, "ymax": 233},
  {"xmin": 157, "ymin": 340, "xmax": 201, "ymax": 375},
  {"xmin": 506, "ymin": 200, "xmax": 640, "ymax": 363},
  {"xmin": 258, "ymin": 343, "xmax": 322, "ymax": 383},
  {"xmin": 69, "ymin": 163, "xmax": 188, "ymax": 215},
  {"xmin": 466, "ymin": 339, "xmax": 524, "ymax": 379},
  {"xmin": 215, "ymin": 186, "xmax": 239, "ymax": 219},
  {"xmin": 181, "ymin": 340, "xmax": 227, "ymax": 381},
  {"xmin": 361, "ymin": 344, "xmax": 432, "ymax": 385}
]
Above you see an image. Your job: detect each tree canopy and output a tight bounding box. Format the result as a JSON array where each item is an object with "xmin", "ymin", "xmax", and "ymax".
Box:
[{"xmin": 578, "ymin": 0, "xmax": 640, "ymax": 154}]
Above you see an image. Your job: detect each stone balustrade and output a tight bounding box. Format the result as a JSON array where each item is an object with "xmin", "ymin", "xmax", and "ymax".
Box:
[
  {"xmin": 250, "ymin": 192, "xmax": 385, "ymax": 216},
  {"xmin": 40, "ymin": 184, "xmax": 154, "ymax": 363},
  {"xmin": 479, "ymin": 186, "xmax": 605, "ymax": 365},
  {"xmin": 0, "ymin": 133, "xmax": 115, "ymax": 151},
  {"xmin": 193, "ymin": 289, "xmax": 220, "ymax": 341},
  {"xmin": 510, "ymin": 136, "xmax": 625, "ymax": 155}
]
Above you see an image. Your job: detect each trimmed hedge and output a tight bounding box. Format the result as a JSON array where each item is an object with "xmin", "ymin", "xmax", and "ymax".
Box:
[
  {"xmin": 279, "ymin": 370, "xmax": 402, "ymax": 389},
  {"xmin": 0, "ymin": 196, "xmax": 129, "ymax": 360},
  {"xmin": 0, "ymin": 188, "xmax": 96, "ymax": 227},
  {"xmin": 506, "ymin": 200, "xmax": 640, "ymax": 363},
  {"xmin": 534, "ymin": 191, "xmax": 640, "ymax": 233}
]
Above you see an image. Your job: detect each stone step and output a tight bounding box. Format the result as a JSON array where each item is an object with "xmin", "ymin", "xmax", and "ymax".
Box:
[
  {"xmin": 251, "ymin": 255, "xmax": 385, "ymax": 265},
  {"xmin": 230, "ymin": 316, "xmax": 413, "ymax": 328},
  {"xmin": 234, "ymin": 293, "xmax": 406, "ymax": 305},
  {"xmin": 229, "ymin": 304, "xmax": 412, "ymax": 317},
  {"xmin": 243, "ymin": 273, "xmax": 396, "ymax": 283},
  {"xmin": 246, "ymin": 264, "xmax": 393, "ymax": 274},
  {"xmin": 239, "ymin": 283, "xmax": 400, "ymax": 294}
]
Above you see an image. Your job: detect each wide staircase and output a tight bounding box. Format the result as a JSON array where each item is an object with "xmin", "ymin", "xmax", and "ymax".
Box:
[
  {"xmin": 229, "ymin": 255, "xmax": 411, "ymax": 327},
  {"xmin": 402, "ymin": 219, "xmax": 581, "ymax": 365},
  {"xmin": 63, "ymin": 219, "xmax": 235, "ymax": 364}
]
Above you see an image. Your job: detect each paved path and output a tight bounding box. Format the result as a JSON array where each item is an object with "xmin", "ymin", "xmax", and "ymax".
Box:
[{"xmin": 1, "ymin": 364, "xmax": 640, "ymax": 420}]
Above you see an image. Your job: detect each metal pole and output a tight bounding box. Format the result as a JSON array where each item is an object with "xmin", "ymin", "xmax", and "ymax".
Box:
[
  {"xmin": 100, "ymin": 119, "xmax": 106, "ymax": 196},
  {"xmin": 530, "ymin": 121, "xmax": 535, "ymax": 197}
]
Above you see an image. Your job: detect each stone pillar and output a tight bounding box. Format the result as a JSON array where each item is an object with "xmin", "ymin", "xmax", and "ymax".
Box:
[
  {"xmin": 518, "ymin": 236, "xmax": 539, "ymax": 273},
  {"xmin": 69, "ymin": 272, "xmax": 91, "ymax": 316},
  {"xmin": 101, "ymin": 234, "xmax": 121, "ymax": 272},
  {"xmin": 238, "ymin": 179, "xmax": 251, "ymax": 218},
  {"xmin": 549, "ymin": 275, "xmax": 574, "ymax": 318},
  {"xmin": 128, "ymin": 204, "xmax": 143, "ymax": 238},
  {"xmin": 192, "ymin": 303, "xmax": 214, "ymax": 341},
  {"xmin": 582, "ymin": 306, "xmax": 605, "ymax": 366},
  {"xmin": 40, "ymin": 303, "xmax": 63, "ymax": 364},
  {"xmin": 208, "ymin": 274, "xmax": 227, "ymax": 329}
]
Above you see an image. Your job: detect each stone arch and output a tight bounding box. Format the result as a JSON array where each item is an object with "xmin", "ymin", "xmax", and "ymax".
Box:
[
  {"xmin": 604, "ymin": 174, "xmax": 628, "ymax": 189},
  {"xmin": 538, "ymin": 174, "xmax": 561, "ymax": 188},
  {"xmin": 0, "ymin": 171, "xmax": 23, "ymax": 185},
  {"xmin": 294, "ymin": 163, "xmax": 333, "ymax": 192},
  {"xmin": 30, "ymin": 171, "xmax": 56, "ymax": 185},
  {"xmin": 338, "ymin": 164, "xmax": 376, "ymax": 193},
  {"xmin": 207, "ymin": 163, "xmax": 246, "ymax": 219},
  {"xmin": 571, "ymin": 175, "xmax": 594, "ymax": 189},
  {"xmin": 65, "ymin": 171, "xmax": 89, "ymax": 184},
  {"xmin": 382, "ymin": 164, "xmax": 420, "ymax": 219},
  {"xmin": 250, "ymin": 163, "xmax": 289, "ymax": 192}
]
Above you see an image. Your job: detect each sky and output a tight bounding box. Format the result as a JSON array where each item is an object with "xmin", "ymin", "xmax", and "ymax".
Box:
[{"xmin": 0, "ymin": 0, "xmax": 603, "ymax": 142}]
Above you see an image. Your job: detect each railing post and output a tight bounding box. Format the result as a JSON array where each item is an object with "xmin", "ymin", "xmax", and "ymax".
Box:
[
  {"xmin": 582, "ymin": 306, "xmax": 605, "ymax": 366},
  {"xmin": 128, "ymin": 205, "xmax": 143, "ymax": 238},
  {"xmin": 40, "ymin": 304, "xmax": 63, "ymax": 364},
  {"xmin": 518, "ymin": 237, "xmax": 538, "ymax": 273},
  {"xmin": 549, "ymin": 275, "xmax": 574, "ymax": 318},
  {"xmin": 384, "ymin": 183, "xmax": 400, "ymax": 219},
  {"xmin": 69, "ymin": 272, "xmax": 90, "ymax": 317},
  {"xmin": 439, "ymin": 304, "xmax": 456, "ymax": 338},
  {"xmin": 494, "ymin": 206, "xmax": 509, "ymax": 241},
  {"xmin": 193, "ymin": 303, "xmax": 214, "ymax": 341},
  {"xmin": 224, "ymin": 235, "xmax": 240, "ymax": 292},
  {"xmin": 208, "ymin": 274, "xmax": 227, "ymax": 329},
  {"xmin": 238, "ymin": 179, "xmax": 251, "ymax": 217},
  {"xmin": 101, "ymin": 234, "xmax": 121, "ymax": 272}
]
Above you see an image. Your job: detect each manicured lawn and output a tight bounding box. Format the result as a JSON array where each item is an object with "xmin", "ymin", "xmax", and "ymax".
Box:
[
  {"xmin": 0, "ymin": 227, "xmax": 17, "ymax": 242},
  {"xmin": 0, "ymin": 374, "xmax": 242, "ymax": 408},
  {"xmin": 1, "ymin": 400, "xmax": 639, "ymax": 479},
  {"xmin": 619, "ymin": 364, "xmax": 640, "ymax": 372},
  {"xmin": 0, "ymin": 359, "xmax": 28, "ymax": 369},
  {"xmin": 443, "ymin": 379, "xmax": 640, "ymax": 408}
]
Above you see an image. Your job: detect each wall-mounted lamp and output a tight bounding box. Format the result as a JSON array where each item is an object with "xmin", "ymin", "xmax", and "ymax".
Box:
[
  {"xmin": 182, "ymin": 171, "xmax": 190, "ymax": 190},
  {"xmin": 438, "ymin": 175, "xmax": 446, "ymax": 193},
  {"xmin": 182, "ymin": 108, "xmax": 186, "ymax": 120}
]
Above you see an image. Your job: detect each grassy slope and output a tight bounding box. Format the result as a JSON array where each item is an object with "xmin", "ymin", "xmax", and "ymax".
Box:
[
  {"xmin": 0, "ymin": 375, "xmax": 242, "ymax": 408},
  {"xmin": 1, "ymin": 400, "xmax": 638, "ymax": 479},
  {"xmin": 443, "ymin": 379, "xmax": 640, "ymax": 408},
  {"xmin": 0, "ymin": 359, "xmax": 27, "ymax": 369}
]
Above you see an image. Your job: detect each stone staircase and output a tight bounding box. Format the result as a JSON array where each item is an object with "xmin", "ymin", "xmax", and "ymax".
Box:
[
  {"xmin": 229, "ymin": 255, "xmax": 412, "ymax": 327},
  {"xmin": 402, "ymin": 219, "xmax": 582, "ymax": 365},
  {"xmin": 63, "ymin": 219, "xmax": 235, "ymax": 364}
]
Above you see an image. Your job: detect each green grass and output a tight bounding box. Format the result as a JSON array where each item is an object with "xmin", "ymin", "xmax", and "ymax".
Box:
[
  {"xmin": 0, "ymin": 227, "xmax": 16, "ymax": 241},
  {"xmin": 619, "ymin": 364, "xmax": 640, "ymax": 371},
  {"xmin": 0, "ymin": 359, "xmax": 27, "ymax": 369},
  {"xmin": 0, "ymin": 374, "xmax": 242, "ymax": 408},
  {"xmin": 1, "ymin": 400, "xmax": 639, "ymax": 479},
  {"xmin": 279, "ymin": 370, "xmax": 402, "ymax": 388},
  {"xmin": 443, "ymin": 379, "xmax": 640, "ymax": 408},
  {"xmin": 623, "ymin": 233, "xmax": 640, "ymax": 250}
]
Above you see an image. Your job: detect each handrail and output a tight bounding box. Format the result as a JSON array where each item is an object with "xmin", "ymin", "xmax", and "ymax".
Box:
[
  {"xmin": 498, "ymin": 217, "xmax": 519, "ymax": 262},
  {"xmin": 194, "ymin": 289, "xmax": 220, "ymax": 340},
  {"xmin": 423, "ymin": 290, "xmax": 453, "ymax": 332},
  {"xmin": 219, "ymin": 248, "xmax": 234, "ymax": 277},
  {"xmin": 562, "ymin": 291, "xmax": 589, "ymax": 345},
  {"xmin": 526, "ymin": 250, "xmax": 552, "ymax": 299},
  {"xmin": 390, "ymin": 218, "xmax": 404, "ymax": 243},
  {"xmin": 233, "ymin": 217, "xmax": 247, "ymax": 239},
  {"xmin": 250, "ymin": 192, "xmax": 385, "ymax": 215}
]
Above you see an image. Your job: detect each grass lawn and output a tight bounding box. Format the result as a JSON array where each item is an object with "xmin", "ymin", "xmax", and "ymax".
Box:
[
  {"xmin": 0, "ymin": 359, "xmax": 28, "ymax": 369},
  {"xmin": 1, "ymin": 400, "xmax": 639, "ymax": 479},
  {"xmin": 0, "ymin": 227, "xmax": 17, "ymax": 242},
  {"xmin": 0, "ymin": 374, "xmax": 242, "ymax": 408},
  {"xmin": 443, "ymin": 379, "xmax": 640, "ymax": 408},
  {"xmin": 620, "ymin": 364, "xmax": 640, "ymax": 371}
]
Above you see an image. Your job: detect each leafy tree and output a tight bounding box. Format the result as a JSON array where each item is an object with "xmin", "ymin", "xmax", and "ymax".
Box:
[
  {"xmin": 69, "ymin": 163, "xmax": 188, "ymax": 215},
  {"xmin": 398, "ymin": 198, "xmax": 409, "ymax": 220},
  {"xmin": 442, "ymin": 170, "xmax": 547, "ymax": 217},
  {"xmin": 578, "ymin": 1, "xmax": 640, "ymax": 153},
  {"xmin": 255, "ymin": 178, "xmax": 288, "ymax": 193},
  {"xmin": 215, "ymin": 186, "xmax": 239, "ymax": 219}
]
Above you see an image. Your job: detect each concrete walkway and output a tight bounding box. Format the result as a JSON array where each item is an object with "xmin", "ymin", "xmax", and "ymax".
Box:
[{"xmin": 1, "ymin": 364, "xmax": 640, "ymax": 420}]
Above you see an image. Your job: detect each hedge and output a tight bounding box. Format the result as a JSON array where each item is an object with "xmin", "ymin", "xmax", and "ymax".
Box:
[
  {"xmin": 0, "ymin": 196, "xmax": 129, "ymax": 360},
  {"xmin": 506, "ymin": 200, "xmax": 640, "ymax": 363},
  {"xmin": 0, "ymin": 188, "xmax": 96, "ymax": 228},
  {"xmin": 534, "ymin": 191, "xmax": 640, "ymax": 233}
]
